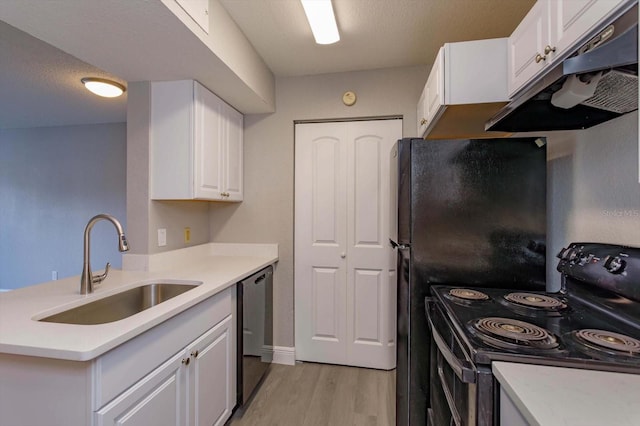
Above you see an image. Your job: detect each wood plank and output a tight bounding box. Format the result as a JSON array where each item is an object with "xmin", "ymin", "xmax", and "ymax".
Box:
[{"xmin": 229, "ymin": 363, "xmax": 395, "ymax": 426}]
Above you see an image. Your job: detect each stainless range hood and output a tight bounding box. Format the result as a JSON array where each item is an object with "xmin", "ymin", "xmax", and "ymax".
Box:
[{"xmin": 486, "ymin": 4, "xmax": 638, "ymax": 133}]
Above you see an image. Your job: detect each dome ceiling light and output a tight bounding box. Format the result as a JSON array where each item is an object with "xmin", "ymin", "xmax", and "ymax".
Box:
[{"xmin": 81, "ymin": 77, "xmax": 126, "ymax": 98}]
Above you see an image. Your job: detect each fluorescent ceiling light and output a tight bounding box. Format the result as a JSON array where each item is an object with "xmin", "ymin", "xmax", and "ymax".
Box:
[
  {"xmin": 81, "ymin": 78, "xmax": 126, "ymax": 98},
  {"xmin": 300, "ymin": 0, "xmax": 340, "ymax": 45}
]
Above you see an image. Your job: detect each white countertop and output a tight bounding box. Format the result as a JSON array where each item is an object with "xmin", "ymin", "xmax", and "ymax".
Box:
[
  {"xmin": 493, "ymin": 361, "xmax": 640, "ymax": 426},
  {"xmin": 0, "ymin": 243, "xmax": 277, "ymax": 361}
]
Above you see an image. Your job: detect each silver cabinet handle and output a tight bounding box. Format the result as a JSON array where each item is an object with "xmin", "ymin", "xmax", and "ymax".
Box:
[
  {"xmin": 340, "ymin": 252, "xmax": 346, "ymax": 258},
  {"xmin": 544, "ymin": 45, "xmax": 556, "ymax": 55},
  {"xmin": 535, "ymin": 53, "xmax": 546, "ymax": 63}
]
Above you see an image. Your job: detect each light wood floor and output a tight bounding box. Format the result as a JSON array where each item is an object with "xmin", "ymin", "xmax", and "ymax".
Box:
[{"xmin": 228, "ymin": 362, "xmax": 396, "ymax": 426}]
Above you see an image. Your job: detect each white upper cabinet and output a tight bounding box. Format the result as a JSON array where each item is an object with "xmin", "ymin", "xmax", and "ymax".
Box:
[
  {"xmin": 417, "ymin": 38, "xmax": 510, "ymax": 139},
  {"xmin": 151, "ymin": 80, "xmax": 243, "ymax": 202},
  {"xmin": 508, "ymin": 0, "xmax": 551, "ymax": 96},
  {"xmin": 508, "ymin": 0, "xmax": 630, "ymax": 96}
]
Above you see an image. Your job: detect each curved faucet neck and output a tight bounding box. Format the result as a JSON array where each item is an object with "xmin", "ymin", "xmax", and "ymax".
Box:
[{"xmin": 80, "ymin": 214, "xmax": 129, "ymax": 295}]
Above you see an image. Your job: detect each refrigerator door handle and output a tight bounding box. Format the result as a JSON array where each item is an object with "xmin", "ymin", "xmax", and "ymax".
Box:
[{"xmin": 389, "ymin": 239, "xmax": 410, "ymax": 250}]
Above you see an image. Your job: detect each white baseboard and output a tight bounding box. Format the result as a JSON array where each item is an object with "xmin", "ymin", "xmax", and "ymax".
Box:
[{"xmin": 271, "ymin": 346, "xmax": 296, "ymax": 366}]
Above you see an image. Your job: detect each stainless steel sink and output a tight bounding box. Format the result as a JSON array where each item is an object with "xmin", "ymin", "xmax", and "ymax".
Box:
[{"xmin": 40, "ymin": 282, "xmax": 200, "ymax": 325}]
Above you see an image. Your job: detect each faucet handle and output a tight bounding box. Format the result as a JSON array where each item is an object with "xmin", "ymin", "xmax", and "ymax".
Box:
[{"xmin": 92, "ymin": 262, "xmax": 111, "ymax": 284}]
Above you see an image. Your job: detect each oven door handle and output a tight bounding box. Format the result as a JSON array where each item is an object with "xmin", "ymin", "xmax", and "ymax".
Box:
[{"xmin": 428, "ymin": 314, "xmax": 476, "ymax": 384}]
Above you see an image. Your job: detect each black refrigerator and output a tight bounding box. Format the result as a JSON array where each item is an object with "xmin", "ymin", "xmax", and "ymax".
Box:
[{"xmin": 391, "ymin": 137, "xmax": 547, "ymax": 426}]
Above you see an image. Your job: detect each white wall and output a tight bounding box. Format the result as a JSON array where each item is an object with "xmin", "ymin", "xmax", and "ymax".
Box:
[
  {"xmin": 546, "ymin": 111, "xmax": 639, "ymax": 291},
  {"xmin": 0, "ymin": 123, "xmax": 126, "ymax": 290},
  {"xmin": 209, "ymin": 65, "xmax": 428, "ymax": 348}
]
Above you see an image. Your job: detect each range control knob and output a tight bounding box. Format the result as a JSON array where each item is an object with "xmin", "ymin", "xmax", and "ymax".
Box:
[
  {"xmin": 557, "ymin": 247, "xmax": 578, "ymax": 261},
  {"xmin": 577, "ymin": 253, "xmax": 593, "ymax": 266},
  {"xmin": 568, "ymin": 250, "xmax": 579, "ymax": 262},
  {"xmin": 603, "ymin": 256, "xmax": 626, "ymax": 274},
  {"xmin": 557, "ymin": 247, "xmax": 570, "ymax": 259}
]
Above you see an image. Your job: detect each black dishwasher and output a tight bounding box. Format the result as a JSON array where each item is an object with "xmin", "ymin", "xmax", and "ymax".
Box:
[{"xmin": 237, "ymin": 265, "xmax": 273, "ymax": 407}]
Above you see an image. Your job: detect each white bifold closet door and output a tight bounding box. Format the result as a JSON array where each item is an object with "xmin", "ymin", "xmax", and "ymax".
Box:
[{"xmin": 294, "ymin": 119, "xmax": 401, "ymax": 370}]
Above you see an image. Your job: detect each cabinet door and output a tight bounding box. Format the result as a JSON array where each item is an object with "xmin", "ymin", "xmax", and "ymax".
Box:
[
  {"xmin": 508, "ymin": 0, "xmax": 551, "ymax": 96},
  {"xmin": 187, "ymin": 315, "xmax": 235, "ymax": 426},
  {"xmin": 550, "ymin": 0, "xmax": 626, "ymax": 56},
  {"xmin": 425, "ymin": 48, "xmax": 444, "ymax": 126},
  {"xmin": 223, "ymin": 104, "xmax": 244, "ymax": 201},
  {"xmin": 95, "ymin": 352, "xmax": 187, "ymax": 426},
  {"xmin": 416, "ymin": 85, "xmax": 428, "ymax": 137},
  {"xmin": 194, "ymin": 83, "xmax": 225, "ymax": 200}
]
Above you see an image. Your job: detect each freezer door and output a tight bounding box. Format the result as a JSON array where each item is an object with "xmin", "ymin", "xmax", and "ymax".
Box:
[{"xmin": 395, "ymin": 138, "xmax": 413, "ymax": 244}]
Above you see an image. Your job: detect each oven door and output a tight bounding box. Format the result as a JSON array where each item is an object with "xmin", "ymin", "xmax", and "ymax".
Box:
[{"xmin": 426, "ymin": 300, "xmax": 494, "ymax": 426}]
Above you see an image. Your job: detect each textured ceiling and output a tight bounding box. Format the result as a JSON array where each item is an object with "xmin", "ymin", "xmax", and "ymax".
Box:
[
  {"xmin": 1, "ymin": 0, "xmax": 535, "ymax": 128},
  {"xmin": 0, "ymin": 21, "xmax": 127, "ymax": 129},
  {"xmin": 220, "ymin": 0, "xmax": 536, "ymax": 76}
]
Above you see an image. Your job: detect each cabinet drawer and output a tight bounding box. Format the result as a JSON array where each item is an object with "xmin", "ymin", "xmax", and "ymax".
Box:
[{"xmin": 92, "ymin": 288, "xmax": 233, "ymax": 409}]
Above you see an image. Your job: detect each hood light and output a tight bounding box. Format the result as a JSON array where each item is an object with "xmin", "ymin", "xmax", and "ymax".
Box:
[
  {"xmin": 81, "ymin": 78, "xmax": 126, "ymax": 98},
  {"xmin": 300, "ymin": 0, "xmax": 340, "ymax": 45}
]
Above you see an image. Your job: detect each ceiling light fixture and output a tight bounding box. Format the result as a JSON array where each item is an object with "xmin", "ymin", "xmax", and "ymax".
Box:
[
  {"xmin": 300, "ymin": 0, "xmax": 340, "ymax": 45},
  {"xmin": 81, "ymin": 77, "xmax": 126, "ymax": 98}
]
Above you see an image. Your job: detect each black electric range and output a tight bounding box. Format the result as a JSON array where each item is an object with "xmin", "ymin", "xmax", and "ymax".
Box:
[{"xmin": 426, "ymin": 242, "xmax": 640, "ymax": 426}]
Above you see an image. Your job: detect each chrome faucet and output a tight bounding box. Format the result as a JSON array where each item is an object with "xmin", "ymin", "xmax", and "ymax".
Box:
[{"xmin": 80, "ymin": 214, "xmax": 130, "ymax": 294}]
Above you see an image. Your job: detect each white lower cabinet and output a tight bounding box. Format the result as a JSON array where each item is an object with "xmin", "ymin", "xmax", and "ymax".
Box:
[
  {"xmin": 188, "ymin": 316, "xmax": 234, "ymax": 426},
  {"xmin": 498, "ymin": 386, "xmax": 529, "ymax": 426},
  {"xmin": 0, "ymin": 287, "xmax": 236, "ymax": 426},
  {"xmin": 95, "ymin": 315, "xmax": 233, "ymax": 426},
  {"xmin": 95, "ymin": 352, "xmax": 185, "ymax": 426}
]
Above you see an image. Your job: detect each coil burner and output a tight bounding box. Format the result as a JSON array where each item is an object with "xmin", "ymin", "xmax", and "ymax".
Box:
[
  {"xmin": 471, "ymin": 317, "xmax": 560, "ymax": 350},
  {"xmin": 574, "ymin": 329, "xmax": 640, "ymax": 357},
  {"xmin": 449, "ymin": 288, "xmax": 490, "ymax": 301},
  {"xmin": 504, "ymin": 292, "xmax": 567, "ymax": 311}
]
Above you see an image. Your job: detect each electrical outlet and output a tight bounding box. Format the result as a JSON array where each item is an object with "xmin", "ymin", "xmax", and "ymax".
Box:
[
  {"xmin": 51, "ymin": 271, "xmax": 58, "ymax": 280},
  {"xmin": 158, "ymin": 228, "xmax": 167, "ymax": 247},
  {"xmin": 184, "ymin": 227, "xmax": 191, "ymax": 243}
]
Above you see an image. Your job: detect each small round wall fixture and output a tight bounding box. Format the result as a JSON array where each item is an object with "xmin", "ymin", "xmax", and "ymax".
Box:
[
  {"xmin": 342, "ymin": 91, "xmax": 357, "ymax": 106},
  {"xmin": 81, "ymin": 77, "xmax": 126, "ymax": 98}
]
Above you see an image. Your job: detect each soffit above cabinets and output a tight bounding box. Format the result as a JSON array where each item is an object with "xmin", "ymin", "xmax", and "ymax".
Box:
[{"xmin": 0, "ymin": 0, "xmax": 275, "ymax": 117}]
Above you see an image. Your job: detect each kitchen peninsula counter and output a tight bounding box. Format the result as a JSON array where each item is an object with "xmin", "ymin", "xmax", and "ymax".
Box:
[
  {"xmin": 0, "ymin": 243, "xmax": 277, "ymax": 361},
  {"xmin": 493, "ymin": 361, "xmax": 640, "ymax": 426}
]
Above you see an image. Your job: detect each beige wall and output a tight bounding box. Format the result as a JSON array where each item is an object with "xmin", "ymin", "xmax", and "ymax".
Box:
[
  {"xmin": 209, "ymin": 66, "xmax": 428, "ymax": 348},
  {"xmin": 546, "ymin": 111, "xmax": 639, "ymax": 291}
]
